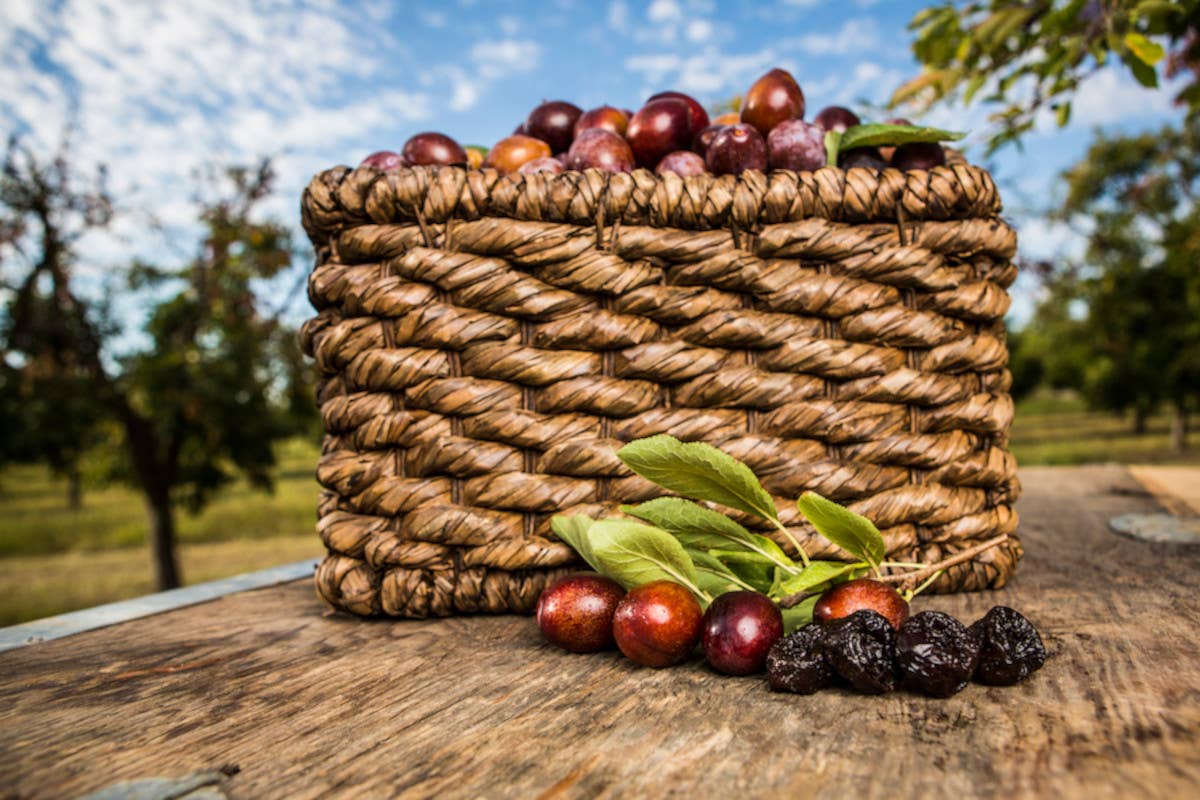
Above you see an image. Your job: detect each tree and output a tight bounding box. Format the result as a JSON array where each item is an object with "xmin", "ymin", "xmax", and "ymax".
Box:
[
  {"xmin": 1, "ymin": 139, "xmax": 307, "ymax": 588},
  {"xmin": 1052, "ymin": 119, "xmax": 1200, "ymax": 449},
  {"xmin": 895, "ymin": 1, "xmax": 1200, "ymax": 152}
]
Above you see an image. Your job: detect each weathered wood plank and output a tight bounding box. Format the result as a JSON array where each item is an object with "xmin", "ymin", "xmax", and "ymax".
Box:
[{"xmin": 1, "ymin": 465, "xmax": 1198, "ymax": 799}]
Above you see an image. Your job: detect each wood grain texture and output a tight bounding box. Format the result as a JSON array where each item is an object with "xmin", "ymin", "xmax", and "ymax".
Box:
[{"xmin": 1, "ymin": 465, "xmax": 1198, "ymax": 800}]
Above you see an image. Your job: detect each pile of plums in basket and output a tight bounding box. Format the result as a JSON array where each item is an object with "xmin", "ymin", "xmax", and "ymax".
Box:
[
  {"xmin": 535, "ymin": 575, "xmax": 1046, "ymax": 698},
  {"xmin": 358, "ymin": 67, "xmax": 944, "ymax": 177}
]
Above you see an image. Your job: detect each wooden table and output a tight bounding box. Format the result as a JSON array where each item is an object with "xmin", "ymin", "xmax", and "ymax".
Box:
[{"xmin": 2, "ymin": 465, "xmax": 1198, "ymax": 799}]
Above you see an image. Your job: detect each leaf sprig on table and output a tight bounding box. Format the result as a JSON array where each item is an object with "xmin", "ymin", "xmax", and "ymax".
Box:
[{"xmin": 551, "ymin": 435, "xmax": 972, "ymax": 631}]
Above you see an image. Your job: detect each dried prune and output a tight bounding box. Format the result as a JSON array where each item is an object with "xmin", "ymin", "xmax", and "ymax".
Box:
[
  {"xmin": 969, "ymin": 606, "xmax": 1047, "ymax": 685},
  {"xmin": 766, "ymin": 624, "xmax": 832, "ymax": 694},
  {"xmin": 824, "ymin": 610, "xmax": 896, "ymax": 694},
  {"xmin": 896, "ymin": 611, "xmax": 980, "ymax": 697}
]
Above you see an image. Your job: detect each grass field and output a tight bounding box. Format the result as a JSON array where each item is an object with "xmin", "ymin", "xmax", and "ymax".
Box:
[{"xmin": 0, "ymin": 397, "xmax": 1194, "ymax": 625}]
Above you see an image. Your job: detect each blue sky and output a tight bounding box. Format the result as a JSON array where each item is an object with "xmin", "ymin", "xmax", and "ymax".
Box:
[{"xmin": 0, "ymin": 0, "xmax": 1189, "ymax": 328}]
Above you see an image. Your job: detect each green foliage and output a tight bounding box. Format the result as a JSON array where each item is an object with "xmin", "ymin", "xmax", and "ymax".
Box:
[{"xmin": 895, "ymin": 1, "xmax": 1200, "ymax": 152}]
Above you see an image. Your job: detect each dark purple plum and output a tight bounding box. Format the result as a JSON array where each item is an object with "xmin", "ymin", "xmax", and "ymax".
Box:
[
  {"xmin": 741, "ymin": 68, "xmax": 805, "ymax": 137},
  {"xmin": 813, "ymin": 106, "xmax": 861, "ymax": 133},
  {"xmin": 518, "ymin": 156, "xmax": 566, "ymax": 175},
  {"xmin": 767, "ymin": 119, "xmax": 826, "ymax": 171},
  {"xmin": 891, "ymin": 142, "xmax": 946, "ymax": 171},
  {"xmin": 701, "ymin": 591, "xmax": 784, "ymax": 675},
  {"xmin": 648, "ymin": 90, "xmax": 710, "ymax": 139},
  {"xmin": 691, "ymin": 124, "xmax": 726, "ymax": 157},
  {"xmin": 359, "ymin": 150, "xmax": 406, "ymax": 171},
  {"xmin": 574, "ymin": 106, "xmax": 629, "ymax": 138},
  {"xmin": 705, "ymin": 123, "xmax": 767, "ymax": 176},
  {"xmin": 565, "ymin": 128, "xmax": 635, "ymax": 172},
  {"xmin": 401, "ymin": 132, "xmax": 468, "ymax": 166},
  {"xmin": 627, "ymin": 97, "xmax": 693, "ymax": 168},
  {"xmin": 525, "ymin": 101, "xmax": 583, "ymax": 153},
  {"xmin": 655, "ymin": 150, "xmax": 707, "ymax": 177},
  {"xmin": 483, "ymin": 134, "xmax": 552, "ymax": 174},
  {"xmin": 839, "ymin": 147, "xmax": 887, "ymax": 171}
]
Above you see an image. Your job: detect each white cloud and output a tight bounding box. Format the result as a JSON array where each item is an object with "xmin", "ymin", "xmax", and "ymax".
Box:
[
  {"xmin": 607, "ymin": 0, "xmax": 630, "ymax": 33},
  {"xmin": 470, "ymin": 39, "xmax": 541, "ymax": 80},
  {"xmin": 686, "ymin": 20, "xmax": 715, "ymax": 43},
  {"xmin": 781, "ymin": 18, "xmax": 878, "ymax": 57}
]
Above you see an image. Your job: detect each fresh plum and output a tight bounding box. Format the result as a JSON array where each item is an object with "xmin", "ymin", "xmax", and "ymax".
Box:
[
  {"xmin": 612, "ymin": 580, "xmax": 703, "ymax": 668},
  {"xmin": 813, "ymin": 106, "xmax": 861, "ymax": 133},
  {"xmin": 401, "ymin": 132, "xmax": 468, "ymax": 166},
  {"xmin": 519, "ymin": 156, "xmax": 565, "ymax": 175},
  {"xmin": 891, "ymin": 142, "xmax": 945, "ymax": 171},
  {"xmin": 483, "ymin": 134, "xmax": 552, "ymax": 174},
  {"xmin": 839, "ymin": 148, "xmax": 887, "ymax": 171},
  {"xmin": 767, "ymin": 119, "xmax": 826, "ymax": 171},
  {"xmin": 648, "ymin": 90, "xmax": 710, "ymax": 138},
  {"xmin": 655, "ymin": 150, "xmax": 707, "ymax": 177},
  {"xmin": 359, "ymin": 150, "xmax": 406, "ymax": 171},
  {"xmin": 701, "ymin": 591, "xmax": 784, "ymax": 675},
  {"xmin": 525, "ymin": 100, "xmax": 583, "ymax": 154},
  {"xmin": 565, "ymin": 128, "xmax": 635, "ymax": 172},
  {"xmin": 536, "ymin": 573, "xmax": 625, "ymax": 653},
  {"xmin": 626, "ymin": 97, "xmax": 693, "ymax": 168},
  {"xmin": 741, "ymin": 68, "xmax": 805, "ymax": 137},
  {"xmin": 705, "ymin": 123, "xmax": 767, "ymax": 176},
  {"xmin": 575, "ymin": 106, "xmax": 629, "ymax": 138},
  {"xmin": 691, "ymin": 124, "xmax": 725, "ymax": 157},
  {"xmin": 814, "ymin": 578, "xmax": 909, "ymax": 630}
]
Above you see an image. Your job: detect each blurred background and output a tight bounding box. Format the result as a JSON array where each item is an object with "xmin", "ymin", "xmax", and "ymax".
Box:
[{"xmin": 1, "ymin": 0, "xmax": 1197, "ymax": 624}]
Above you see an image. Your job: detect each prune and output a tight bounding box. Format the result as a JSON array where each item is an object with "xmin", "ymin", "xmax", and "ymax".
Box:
[
  {"xmin": 766, "ymin": 624, "xmax": 833, "ymax": 694},
  {"xmin": 969, "ymin": 606, "xmax": 1047, "ymax": 686},
  {"xmin": 824, "ymin": 610, "xmax": 896, "ymax": 694},
  {"xmin": 896, "ymin": 611, "xmax": 980, "ymax": 697}
]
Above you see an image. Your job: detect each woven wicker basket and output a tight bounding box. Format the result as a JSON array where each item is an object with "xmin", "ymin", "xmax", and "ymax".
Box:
[{"xmin": 300, "ymin": 162, "xmax": 1022, "ymax": 618}]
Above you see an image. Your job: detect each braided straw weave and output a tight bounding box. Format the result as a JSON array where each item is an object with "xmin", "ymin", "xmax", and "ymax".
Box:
[{"xmin": 300, "ymin": 162, "xmax": 1022, "ymax": 618}]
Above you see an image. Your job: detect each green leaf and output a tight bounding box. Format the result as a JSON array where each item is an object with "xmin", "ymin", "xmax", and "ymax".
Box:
[
  {"xmin": 839, "ymin": 123, "xmax": 966, "ymax": 152},
  {"xmin": 550, "ymin": 514, "xmax": 601, "ymax": 572},
  {"xmin": 587, "ymin": 518, "xmax": 701, "ymax": 594},
  {"xmin": 621, "ymin": 497, "xmax": 798, "ymax": 572},
  {"xmin": 795, "ymin": 492, "xmax": 886, "ymax": 570},
  {"xmin": 1124, "ymin": 32, "xmax": 1165, "ymax": 66},
  {"xmin": 780, "ymin": 595, "xmax": 820, "ymax": 634},
  {"xmin": 824, "ymin": 129, "xmax": 842, "ymax": 167},
  {"xmin": 775, "ymin": 560, "xmax": 866, "ymax": 597},
  {"xmin": 616, "ymin": 435, "xmax": 780, "ymax": 524},
  {"xmin": 688, "ymin": 549, "xmax": 750, "ymax": 596},
  {"xmin": 1122, "ymin": 50, "xmax": 1159, "ymax": 88},
  {"xmin": 711, "ymin": 549, "xmax": 775, "ymax": 591}
]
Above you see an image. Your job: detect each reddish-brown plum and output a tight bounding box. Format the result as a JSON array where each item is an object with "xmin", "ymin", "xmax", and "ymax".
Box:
[
  {"xmin": 701, "ymin": 591, "xmax": 784, "ymax": 676},
  {"xmin": 691, "ymin": 124, "xmax": 725, "ymax": 156},
  {"xmin": 464, "ymin": 146, "xmax": 486, "ymax": 169},
  {"xmin": 518, "ymin": 156, "xmax": 565, "ymax": 175},
  {"xmin": 401, "ymin": 132, "xmax": 468, "ymax": 166},
  {"xmin": 483, "ymin": 134, "xmax": 552, "ymax": 174},
  {"xmin": 359, "ymin": 150, "xmax": 406, "ymax": 171},
  {"xmin": 626, "ymin": 97, "xmax": 693, "ymax": 168},
  {"xmin": 525, "ymin": 100, "xmax": 583, "ymax": 153},
  {"xmin": 565, "ymin": 128, "xmax": 635, "ymax": 172},
  {"xmin": 648, "ymin": 90, "xmax": 710, "ymax": 138},
  {"xmin": 813, "ymin": 106, "xmax": 861, "ymax": 133},
  {"xmin": 574, "ymin": 105, "xmax": 629, "ymax": 138},
  {"xmin": 741, "ymin": 68, "xmax": 805, "ymax": 137},
  {"xmin": 655, "ymin": 150, "xmax": 706, "ymax": 176},
  {"xmin": 536, "ymin": 573, "xmax": 625, "ymax": 653},
  {"xmin": 814, "ymin": 578, "xmax": 910, "ymax": 630},
  {"xmin": 891, "ymin": 142, "xmax": 945, "ymax": 171},
  {"xmin": 705, "ymin": 123, "xmax": 767, "ymax": 176},
  {"xmin": 612, "ymin": 580, "xmax": 703, "ymax": 668},
  {"xmin": 767, "ymin": 119, "xmax": 826, "ymax": 171}
]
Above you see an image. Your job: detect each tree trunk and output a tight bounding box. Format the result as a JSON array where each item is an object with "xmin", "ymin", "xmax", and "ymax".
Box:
[
  {"xmin": 1133, "ymin": 405, "xmax": 1149, "ymax": 435},
  {"xmin": 1170, "ymin": 404, "xmax": 1189, "ymax": 453},
  {"xmin": 66, "ymin": 465, "xmax": 83, "ymax": 510},
  {"xmin": 147, "ymin": 494, "xmax": 181, "ymax": 590}
]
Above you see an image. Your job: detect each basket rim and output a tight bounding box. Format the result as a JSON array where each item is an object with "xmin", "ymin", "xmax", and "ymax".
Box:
[{"xmin": 301, "ymin": 163, "xmax": 1004, "ymax": 247}]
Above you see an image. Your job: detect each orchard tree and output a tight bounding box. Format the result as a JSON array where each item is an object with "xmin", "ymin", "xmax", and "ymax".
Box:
[
  {"xmin": 1053, "ymin": 119, "xmax": 1200, "ymax": 449},
  {"xmin": 894, "ymin": 0, "xmax": 1200, "ymax": 152},
  {"xmin": 0, "ymin": 139, "xmax": 311, "ymax": 588}
]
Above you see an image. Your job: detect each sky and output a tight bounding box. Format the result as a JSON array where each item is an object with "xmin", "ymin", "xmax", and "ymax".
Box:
[{"xmin": 0, "ymin": 0, "xmax": 1189, "ymax": 332}]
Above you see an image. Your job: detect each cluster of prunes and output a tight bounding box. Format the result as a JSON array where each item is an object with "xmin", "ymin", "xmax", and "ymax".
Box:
[{"xmin": 767, "ymin": 606, "xmax": 1047, "ymax": 698}]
